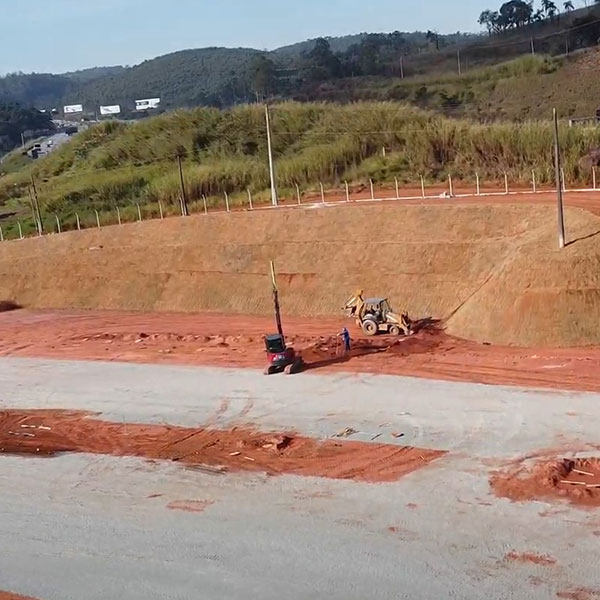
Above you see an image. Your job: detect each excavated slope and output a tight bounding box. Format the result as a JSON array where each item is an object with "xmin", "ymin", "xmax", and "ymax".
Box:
[{"xmin": 0, "ymin": 202, "xmax": 598, "ymax": 346}]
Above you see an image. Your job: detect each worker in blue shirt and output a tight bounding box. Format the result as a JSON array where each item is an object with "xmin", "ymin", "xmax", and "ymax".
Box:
[{"xmin": 340, "ymin": 327, "xmax": 351, "ymax": 353}]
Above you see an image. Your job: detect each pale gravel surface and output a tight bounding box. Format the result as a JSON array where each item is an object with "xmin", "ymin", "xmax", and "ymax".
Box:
[{"xmin": 0, "ymin": 358, "xmax": 599, "ymax": 599}]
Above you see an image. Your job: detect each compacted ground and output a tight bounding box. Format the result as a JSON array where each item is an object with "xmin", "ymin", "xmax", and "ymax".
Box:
[{"xmin": 0, "ymin": 308, "xmax": 599, "ymax": 392}]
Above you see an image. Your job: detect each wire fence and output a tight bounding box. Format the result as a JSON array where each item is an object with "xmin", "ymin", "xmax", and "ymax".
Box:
[{"xmin": 2, "ymin": 167, "xmax": 597, "ymax": 243}]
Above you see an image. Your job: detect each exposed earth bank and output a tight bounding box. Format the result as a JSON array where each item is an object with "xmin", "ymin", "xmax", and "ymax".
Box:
[{"xmin": 2, "ymin": 195, "xmax": 600, "ymax": 346}]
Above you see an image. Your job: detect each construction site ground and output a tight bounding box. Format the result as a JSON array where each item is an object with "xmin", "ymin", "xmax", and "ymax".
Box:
[
  {"xmin": 2, "ymin": 358, "xmax": 600, "ymax": 600},
  {"xmin": 5, "ymin": 189, "xmax": 600, "ymax": 599},
  {"xmin": 1, "ymin": 308, "xmax": 600, "ymax": 393}
]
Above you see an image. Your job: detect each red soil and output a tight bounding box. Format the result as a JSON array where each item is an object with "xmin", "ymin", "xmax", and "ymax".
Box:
[
  {"xmin": 505, "ymin": 552, "xmax": 557, "ymax": 566},
  {"xmin": 0, "ymin": 594, "xmax": 38, "ymax": 600},
  {"xmin": 2, "ymin": 309, "xmax": 600, "ymax": 393},
  {"xmin": 0, "ymin": 409, "xmax": 444, "ymax": 483},
  {"xmin": 491, "ymin": 458, "xmax": 600, "ymax": 507}
]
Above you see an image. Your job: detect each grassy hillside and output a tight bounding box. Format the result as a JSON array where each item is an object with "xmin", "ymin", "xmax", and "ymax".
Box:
[
  {"xmin": 303, "ymin": 50, "xmax": 600, "ymax": 121},
  {"xmin": 2, "ymin": 100, "xmax": 600, "ymax": 240}
]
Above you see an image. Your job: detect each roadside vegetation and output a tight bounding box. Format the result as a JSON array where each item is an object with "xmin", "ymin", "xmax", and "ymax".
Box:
[{"xmin": 2, "ymin": 100, "xmax": 600, "ymax": 238}]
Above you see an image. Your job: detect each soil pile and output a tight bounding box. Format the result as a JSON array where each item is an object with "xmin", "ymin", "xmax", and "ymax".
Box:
[
  {"xmin": 2, "ymin": 201, "xmax": 600, "ymax": 345},
  {"xmin": 491, "ymin": 457, "xmax": 600, "ymax": 507},
  {"xmin": 0, "ymin": 409, "xmax": 444, "ymax": 483}
]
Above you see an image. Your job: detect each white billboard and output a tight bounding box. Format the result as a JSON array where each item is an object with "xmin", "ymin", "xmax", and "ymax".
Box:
[
  {"xmin": 64, "ymin": 104, "xmax": 83, "ymax": 114},
  {"xmin": 100, "ymin": 105, "xmax": 121, "ymax": 116},
  {"xmin": 135, "ymin": 98, "xmax": 161, "ymax": 111}
]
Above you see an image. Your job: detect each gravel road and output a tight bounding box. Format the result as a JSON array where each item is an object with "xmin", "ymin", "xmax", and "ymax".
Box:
[{"xmin": 1, "ymin": 358, "xmax": 599, "ymax": 599}]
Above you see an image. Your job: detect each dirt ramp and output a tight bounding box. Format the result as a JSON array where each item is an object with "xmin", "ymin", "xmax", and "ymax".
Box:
[{"xmin": 447, "ymin": 207, "xmax": 600, "ymax": 346}]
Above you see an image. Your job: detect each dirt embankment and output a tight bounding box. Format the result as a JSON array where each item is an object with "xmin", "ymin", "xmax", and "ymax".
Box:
[
  {"xmin": 2, "ymin": 199, "xmax": 600, "ymax": 346},
  {"xmin": 0, "ymin": 593, "xmax": 39, "ymax": 600},
  {"xmin": 0, "ymin": 409, "xmax": 444, "ymax": 483}
]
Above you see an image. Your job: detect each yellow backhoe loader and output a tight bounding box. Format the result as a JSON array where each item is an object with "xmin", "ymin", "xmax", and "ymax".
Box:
[{"xmin": 343, "ymin": 290, "xmax": 413, "ymax": 336}]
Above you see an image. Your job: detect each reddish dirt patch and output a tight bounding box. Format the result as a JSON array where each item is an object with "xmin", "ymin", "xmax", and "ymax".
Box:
[
  {"xmin": 4, "ymin": 309, "xmax": 600, "ymax": 394},
  {"xmin": 0, "ymin": 409, "xmax": 444, "ymax": 483},
  {"xmin": 167, "ymin": 500, "xmax": 214, "ymax": 513},
  {"xmin": 0, "ymin": 593, "xmax": 38, "ymax": 600},
  {"xmin": 556, "ymin": 587, "xmax": 600, "ymax": 600},
  {"xmin": 491, "ymin": 458, "xmax": 600, "ymax": 507},
  {"xmin": 505, "ymin": 552, "xmax": 557, "ymax": 566}
]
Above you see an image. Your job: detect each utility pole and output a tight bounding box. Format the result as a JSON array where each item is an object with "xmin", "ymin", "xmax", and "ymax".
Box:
[
  {"xmin": 265, "ymin": 104, "xmax": 278, "ymax": 207},
  {"xmin": 553, "ymin": 108, "xmax": 566, "ymax": 249},
  {"xmin": 177, "ymin": 154, "xmax": 189, "ymax": 216},
  {"xmin": 30, "ymin": 176, "xmax": 43, "ymax": 234},
  {"xmin": 457, "ymin": 49, "xmax": 462, "ymax": 76}
]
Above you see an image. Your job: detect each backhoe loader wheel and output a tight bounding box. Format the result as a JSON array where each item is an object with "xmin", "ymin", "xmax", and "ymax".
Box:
[
  {"xmin": 389, "ymin": 325, "xmax": 401, "ymax": 336},
  {"xmin": 362, "ymin": 319, "xmax": 378, "ymax": 336}
]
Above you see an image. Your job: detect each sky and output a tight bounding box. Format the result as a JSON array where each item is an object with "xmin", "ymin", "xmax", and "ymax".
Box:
[{"xmin": 0, "ymin": 0, "xmax": 581, "ymax": 74}]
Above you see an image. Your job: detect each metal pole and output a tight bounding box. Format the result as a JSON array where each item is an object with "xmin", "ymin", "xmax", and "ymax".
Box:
[
  {"xmin": 270, "ymin": 260, "xmax": 284, "ymax": 341},
  {"xmin": 177, "ymin": 154, "xmax": 189, "ymax": 216},
  {"xmin": 553, "ymin": 108, "xmax": 566, "ymax": 249},
  {"xmin": 30, "ymin": 176, "xmax": 43, "ymax": 234},
  {"xmin": 345, "ymin": 181, "xmax": 350, "ymax": 203},
  {"xmin": 265, "ymin": 104, "xmax": 278, "ymax": 207},
  {"xmin": 158, "ymin": 201, "xmax": 163, "ymax": 220},
  {"xmin": 247, "ymin": 189, "xmax": 253, "ymax": 210},
  {"xmin": 320, "ymin": 182, "xmax": 325, "ymax": 204},
  {"xmin": 296, "ymin": 183, "xmax": 301, "ymax": 205},
  {"xmin": 476, "ymin": 172, "xmax": 480, "ymax": 196},
  {"xmin": 117, "ymin": 206, "xmax": 121, "ymax": 225},
  {"xmin": 202, "ymin": 194, "xmax": 208, "ymax": 215},
  {"xmin": 504, "ymin": 172, "xmax": 509, "ymax": 195},
  {"xmin": 95, "ymin": 210, "xmax": 101, "ymax": 229},
  {"xmin": 225, "ymin": 191, "xmax": 230, "ymax": 212},
  {"xmin": 18, "ymin": 222, "xmax": 23, "ymax": 240},
  {"xmin": 55, "ymin": 214, "xmax": 61, "ymax": 233},
  {"xmin": 395, "ymin": 177, "xmax": 400, "ymax": 199},
  {"xmin": 27, "ymin": 185, "xmax": 38, "ymax": 233},
  {"xmin": 76, "ymin": 213, "xmax": 81, "ymax": 231},
  {"xmin": 137, "ymin": 203, "xmax": 142, "ymax": 222},
  {"xmin": 421, "ymin": 175, "xmax": 425, "ymax": 198},
  {"xmin": 532, "ymin": 170, "xmax": 537, "ymax": 193}
]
